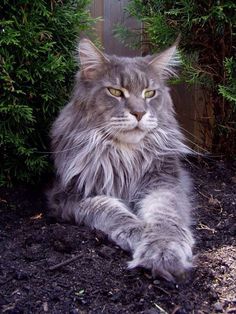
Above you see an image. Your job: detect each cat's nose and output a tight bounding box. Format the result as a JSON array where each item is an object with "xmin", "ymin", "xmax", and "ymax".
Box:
[{"xmin": 130, "ymin": 111, "xmax": 146, "ymax": 121}]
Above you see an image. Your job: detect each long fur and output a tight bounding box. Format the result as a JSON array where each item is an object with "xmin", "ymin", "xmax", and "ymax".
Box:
[{"xmin": 48, "ymin": 39, "xmax": 195, "ymax": 282}]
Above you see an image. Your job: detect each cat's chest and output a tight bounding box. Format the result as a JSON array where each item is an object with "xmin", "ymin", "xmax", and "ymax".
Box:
[
  {"xmin": 92, "ymin": 145, "xmax": 150, "ymax": 199},
  {"xmin": 71, "ymin": 142, "xmax": 152, "ymax": 200}
]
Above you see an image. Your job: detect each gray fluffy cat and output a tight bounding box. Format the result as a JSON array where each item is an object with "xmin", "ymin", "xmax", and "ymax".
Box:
[{"xmin": 48, "ymin": 38, "xmax": 195, "ymax": 282}]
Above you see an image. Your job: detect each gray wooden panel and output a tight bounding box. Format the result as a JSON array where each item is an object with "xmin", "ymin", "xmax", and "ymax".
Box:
[
  {"xmin": 90, "ymin": 0, "xmax": 140, "ymax": 56},
  {"xmin": 172, "ymin": 84, "xmax": 212, "ymax": 151},
  {"xmin": 90, "ymin": 0, "xmax": 104, "ymax": 42}
]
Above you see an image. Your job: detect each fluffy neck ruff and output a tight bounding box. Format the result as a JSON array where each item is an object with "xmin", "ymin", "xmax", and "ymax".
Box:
[{"xmin": 56, "ymin": 125, "xmax": 190, "ymax": 200}]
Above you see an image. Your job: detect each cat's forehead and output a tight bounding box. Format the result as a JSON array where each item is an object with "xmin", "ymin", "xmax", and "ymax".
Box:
[{"xmin": 105, "ymin": 55, "xmax": 157, "ymax": 90}]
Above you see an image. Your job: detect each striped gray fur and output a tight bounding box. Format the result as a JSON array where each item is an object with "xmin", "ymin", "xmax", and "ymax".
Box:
[{"xmin": 48, "ymin": 39, "xmax": 195, "ymax": 282}]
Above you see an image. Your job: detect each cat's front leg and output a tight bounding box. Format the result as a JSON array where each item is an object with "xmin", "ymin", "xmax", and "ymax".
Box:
[
  {"xmin": 129, "ymin": 189, "xmax": 194, "ymax": 282},
  {"xmin": 55, "ymin": 194, "xmax": 144, "ymax": 252}
]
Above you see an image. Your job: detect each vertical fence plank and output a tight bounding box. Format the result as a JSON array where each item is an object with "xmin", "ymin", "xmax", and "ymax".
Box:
[
  {"xmin": 90, "ymin": 0, "xmax": 140, "ymax": 56},
  {"xmin": 172, "ymin": 84, "xmax": 213, "ymax": 152},
  {"xmin": 90, "ymin": 0, "xmax": 104, "ymax": 43}
]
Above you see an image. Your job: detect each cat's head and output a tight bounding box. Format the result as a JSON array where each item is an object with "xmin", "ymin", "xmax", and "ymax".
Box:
[{"xmin": 74, "ymin": 38, "xmax": 180, "ymax": 145}]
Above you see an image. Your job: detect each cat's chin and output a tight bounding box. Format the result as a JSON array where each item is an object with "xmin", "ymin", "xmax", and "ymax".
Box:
[{"xmin": 114, "ymin": 129, "xmax": 146, "ymax": 145}]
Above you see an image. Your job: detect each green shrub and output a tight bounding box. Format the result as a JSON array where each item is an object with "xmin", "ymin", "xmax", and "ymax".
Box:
[
  {"xmin": 116, "ymin": 0, "xmax": 236, "ymax": 156},
  {"xmin": 0, "ymin": 0, "xmax": 93, "ymax": 186}
]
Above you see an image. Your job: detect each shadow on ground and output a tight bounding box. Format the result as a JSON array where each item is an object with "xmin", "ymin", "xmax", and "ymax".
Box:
[{"xmin": 0, "ymin": 160, "xmax": 235, "ymax": 313}]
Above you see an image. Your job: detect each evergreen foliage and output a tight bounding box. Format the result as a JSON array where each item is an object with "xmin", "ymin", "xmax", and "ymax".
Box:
[
  {"xmin": 116, "ymin": 0, "xmax": 236, "ymax": 156},
  {"xmin": 0, "ymin": 0, "xmax": 93, "ymax": 185}
]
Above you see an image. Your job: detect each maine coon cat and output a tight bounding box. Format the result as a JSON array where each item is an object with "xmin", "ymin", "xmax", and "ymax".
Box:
[{"xmin": 48, "ymin": 38, "xmax": 194, "ymax": 282}]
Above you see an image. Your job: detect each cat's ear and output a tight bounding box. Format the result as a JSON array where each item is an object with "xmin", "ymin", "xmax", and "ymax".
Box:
[
  {"xmin": 148, "ymin": 40, "xmax": 180, "ymax": 79},
  {"xmin": 78, "ymin": 38, "xmax": 109, "ymax": 80}
]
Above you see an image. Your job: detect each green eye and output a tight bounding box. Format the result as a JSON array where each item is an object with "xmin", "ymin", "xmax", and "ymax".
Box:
[
  {"xmin": 144, "ymin": 90, "xmax": 156, "ymax": 98},
  {"xmin": 108, "ymin": 87, "xmax": 123, "ymax": 97}
]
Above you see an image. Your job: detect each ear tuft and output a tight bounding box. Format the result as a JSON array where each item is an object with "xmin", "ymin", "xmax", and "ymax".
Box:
[
  {"xmin": 148, "ymin": 42, "xmax": 181, "ymax": 79},
  {"xmin": 78, "ymin": 38, "xmax": 109, "ymax": 80}
]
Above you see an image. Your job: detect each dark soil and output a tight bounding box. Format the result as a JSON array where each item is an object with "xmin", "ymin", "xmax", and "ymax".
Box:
[{"xmin": 0, "ymin": 160, "xmax": 235, "ymax": 314}]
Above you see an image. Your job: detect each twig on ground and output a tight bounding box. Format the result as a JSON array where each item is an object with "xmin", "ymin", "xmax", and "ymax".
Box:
[
  {"xmin": 48, "ymin": 253, "xmax": 83, "ymax": 271},
  {"xmin": 154, "ymin": 285, "xmax": 171, "ymax": 296},
  {"xmin": 195, "ymin": 189, "xmax": 209, "ymax": 199},
  {"xmin": 196, "ymin": 222, "xmax": 216, "ymax": 233},
  {"xmin": 153, "ymin": 302, "xmax": 168, "ymax": 314}
]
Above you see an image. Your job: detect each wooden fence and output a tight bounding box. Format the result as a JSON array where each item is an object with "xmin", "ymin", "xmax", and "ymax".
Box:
[
  {"xmin": 89, "ymin": 0, "xmax": 213, "ymax": 151},
  {"xmin": 90, "ymin": 0, "xmax": 140, "ymax": 56}
]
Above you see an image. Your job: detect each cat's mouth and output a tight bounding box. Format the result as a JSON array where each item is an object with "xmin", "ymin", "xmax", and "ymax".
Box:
[
  {"xmin": 126, "ymin": 126, "xmax": 142, "ymax": 132},
  {"xmin": 113, "ymin": 125, "xmax": 146, "ymax": 145}
]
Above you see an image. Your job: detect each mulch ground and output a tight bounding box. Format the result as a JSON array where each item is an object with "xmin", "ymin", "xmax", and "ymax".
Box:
[{"xmin": 0, "ymin": 159, "xmax": 235, "ymax": 314}]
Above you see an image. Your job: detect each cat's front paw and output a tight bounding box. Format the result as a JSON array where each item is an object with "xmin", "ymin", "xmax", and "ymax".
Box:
[{"xmin": 128, "ymin": 233, "xmax": 194, "ymax": 282}]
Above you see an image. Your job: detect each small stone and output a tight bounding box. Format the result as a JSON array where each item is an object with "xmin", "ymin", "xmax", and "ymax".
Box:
[
  {"xmin": 14, "ymin": 270, "xmax": 28, "ymax": 280},
  {"xmin": 77, "ymin": 298, "xmax": 87, "ymax": 305},
  {"xmin": 53, "ymin": 239, "xmax": 73, "ymax": 253},
  {"xmin": 229, "ymin": 224, "xmax": 236, "ymax": 235},
  {"xmin": 110, "ymin": 291, "xmax": 122, "ymax": 302},
  {"xmin": 231, "ymin": 176, "xmax": 236, "ymax": 184},
  {"xmin": 153, "ymin": 280, "xmax": 160, "ymax": 285},
  {"xmin": 97, "ymin": 245, "xmax": 115, "ymax": 259},
  {"xmin": 43, "ymin": 301, "xmax": 48, "ymax": 312},
  {"xmin": 214, "ymin": 302, "xmax": 223, "ymax": 312}
]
